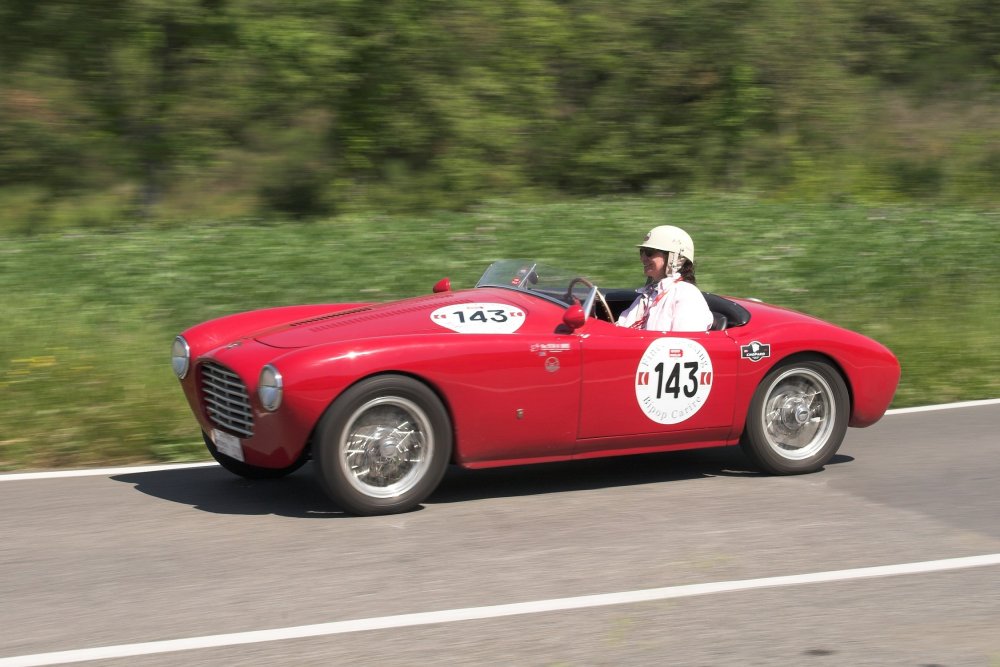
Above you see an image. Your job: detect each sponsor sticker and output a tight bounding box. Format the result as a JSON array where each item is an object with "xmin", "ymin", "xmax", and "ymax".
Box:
[
  {"xmin": 530, "ymin": 342, "xmax": 572, "ymax": 356},
  {"xmin": 431, "ymin": 303, "xmax": 526, "ymax": 334},
  {"xmin": 741, "ymin": 341, "xmax": 771, "ymax": 362},
  {"xmin": 635, "ymin": 338, "xmax": 713, "ymax": 424}
]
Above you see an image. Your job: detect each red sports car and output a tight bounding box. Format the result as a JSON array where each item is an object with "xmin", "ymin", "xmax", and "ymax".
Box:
[{"xmin": 172, "ymin": 260, "xmax": 900, "ymax": 515}]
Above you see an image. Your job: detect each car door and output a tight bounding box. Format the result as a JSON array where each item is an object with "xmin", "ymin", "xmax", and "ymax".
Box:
[{"xmin": 575, "ymin": 321, "xmax": 738, "ymax": 452}]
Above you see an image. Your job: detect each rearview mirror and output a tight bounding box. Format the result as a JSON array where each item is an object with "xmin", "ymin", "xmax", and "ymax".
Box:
[
  {"xmin": 562, "ymin": 302, "xmax": 586, "ymax": 330},
  {"xmin": 432, "ymin": 277, "xmax": 451, "ymax": 293}
]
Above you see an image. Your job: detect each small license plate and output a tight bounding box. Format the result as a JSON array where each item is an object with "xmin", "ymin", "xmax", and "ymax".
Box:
[{"xmin": 212, "ymin": 429, "xmax": 245, "ymax": 462}]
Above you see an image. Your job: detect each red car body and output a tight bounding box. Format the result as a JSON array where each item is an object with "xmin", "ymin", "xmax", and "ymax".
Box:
[{"xmin": 174, "ymin": 260, "xmax": 899, "ymax": 514}]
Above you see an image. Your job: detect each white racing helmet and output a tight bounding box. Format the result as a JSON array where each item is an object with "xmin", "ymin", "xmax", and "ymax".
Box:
[{"xmin": 638, "ymin": 225, "xmax": 695, "ymax": 273}]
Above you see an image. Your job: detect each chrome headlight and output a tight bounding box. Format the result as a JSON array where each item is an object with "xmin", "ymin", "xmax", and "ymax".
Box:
[
  {"xmin": 258, "ymin": 364, "xmax": 283, "ymax": 412},
  {"xmin": 171, "ymin": 336, "xmax": 191, "ymax": 379}
]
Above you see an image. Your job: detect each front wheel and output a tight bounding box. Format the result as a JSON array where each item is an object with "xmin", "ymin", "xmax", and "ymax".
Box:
[
  {"xmin": 313, "ymin": 375, "xmax": 452, "ymax": 515},
  {"xmin": 740, "ymin": 358, "xmax": 849, "ymax": 474}
]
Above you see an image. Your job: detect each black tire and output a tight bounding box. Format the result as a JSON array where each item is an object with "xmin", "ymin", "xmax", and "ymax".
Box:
[
  {"xmin": 740, "ymin": 357, "xmax": 849, "ymax": 475},
  {"xmin": 313, "ymin": 375, "xmax": 452, "ymax": 516},
  {"xmin": 202, "ymin": 431, "xmax": 307, "ymax": 479}
]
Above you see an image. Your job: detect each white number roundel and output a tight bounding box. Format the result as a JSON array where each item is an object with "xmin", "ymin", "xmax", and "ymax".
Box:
[
  {"xmin": 635, "ymin": 338, "xmax": 714, "ymax": 424},
  {"xmin": 431, "ymin": 302, "xmax": 526, "ymax": 334}
]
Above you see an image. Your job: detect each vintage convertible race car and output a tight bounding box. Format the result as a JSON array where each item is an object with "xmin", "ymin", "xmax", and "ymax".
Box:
[{"xmin": 172, "ymin": 260, "xmax": 900, "ymax": 515}]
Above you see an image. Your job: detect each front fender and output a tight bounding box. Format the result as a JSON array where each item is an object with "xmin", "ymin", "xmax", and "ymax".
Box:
[
  {"xmin": 271, "ymin": 332, "xmax": 583, "ymax": 466},
  {"xmin": 267, "ymin": 336, "xmax": 461, "ymax": 445}
]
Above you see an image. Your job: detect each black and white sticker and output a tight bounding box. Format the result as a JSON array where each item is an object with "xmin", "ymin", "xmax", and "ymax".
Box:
[
  {"xmin": 530, "ymin": 342, "xmax": 572, "ymax": 356},
  {"xmin": 635, "ymin": 338, "xmax": 713, "ymax": 424},
  {"xmin": 431, "ymin": 303, "xmax": 526, "ymax": 334},
  {"xmin": 740, "ymin": 341, "xmax": 771, "ymax": 362}
]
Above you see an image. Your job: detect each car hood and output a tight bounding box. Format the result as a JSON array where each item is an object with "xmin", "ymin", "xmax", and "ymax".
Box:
[{"xmin": 252, "ymin": 291, "xmax": 525, "ymax": 349}]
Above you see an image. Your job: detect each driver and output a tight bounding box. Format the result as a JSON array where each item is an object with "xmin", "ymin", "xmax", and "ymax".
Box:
[{"xmin": 616, "ymin": 225, "xmax": 713, "ymax": 332}]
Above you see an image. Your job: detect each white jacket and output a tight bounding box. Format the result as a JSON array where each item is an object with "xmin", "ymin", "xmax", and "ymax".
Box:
[{"xmin": 617, "ymin": 275, "xmax": 713, "ymax": 332}]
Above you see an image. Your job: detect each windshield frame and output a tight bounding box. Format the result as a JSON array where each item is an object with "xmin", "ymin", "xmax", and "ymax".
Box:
[{"xmin": 475, "ymin": 259, "xmax": 596, "ymax": 309}]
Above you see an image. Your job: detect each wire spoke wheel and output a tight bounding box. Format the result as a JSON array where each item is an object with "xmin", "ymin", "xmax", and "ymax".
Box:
[
  {"xmin": 761, "ymin": 369, "xmax": 835, "ymax": 460},
  {"xmin": 315, "ymin": 375, "xmax": 452, "ymax": 515},
  {"xmin": 340, "ymin": 397, "xmax": 433, "ymax": 498},
  {"xmin": 741, "ymin": 358, "xmax": 849, "ymax": 474}
]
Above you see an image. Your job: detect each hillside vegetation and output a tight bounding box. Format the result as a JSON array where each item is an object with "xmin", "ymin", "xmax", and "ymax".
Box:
[
  {"xmin": 2, "ymin": 198, "xmax": 998, "ymax": 469},
  {"xmin": 2, "ymin": 0, "xmax": 1000, "ymax": 229},
  {"xmin": 2, "ymin": 3, "xmax": 998, "ymax": 469}
]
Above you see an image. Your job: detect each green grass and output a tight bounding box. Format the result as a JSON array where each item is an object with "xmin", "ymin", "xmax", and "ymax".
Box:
[{"xmin": 2, "ymin": 196, "xmax": 998, "ymax": 470}]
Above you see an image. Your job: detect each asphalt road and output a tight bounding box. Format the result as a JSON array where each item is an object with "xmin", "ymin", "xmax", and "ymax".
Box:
[{"xmin": 1, "ymin": 402, "xmax": 998, "ymax": 666}]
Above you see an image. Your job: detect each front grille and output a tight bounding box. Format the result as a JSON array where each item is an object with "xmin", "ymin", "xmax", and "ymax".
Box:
[{"xmin": 200, "ymin": 362, "xmax": 254, "ymax": 438}]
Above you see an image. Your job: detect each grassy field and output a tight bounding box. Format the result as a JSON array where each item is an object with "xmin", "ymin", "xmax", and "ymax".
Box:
[{"xmin": 2, "ymin": 197, "xmax": 998, "ymax": 470}]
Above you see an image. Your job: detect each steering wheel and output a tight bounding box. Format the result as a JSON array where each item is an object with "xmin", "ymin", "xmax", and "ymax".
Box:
[{"xmin": 565, "ymin": 277, "xmax": 615, "ymax": 323}]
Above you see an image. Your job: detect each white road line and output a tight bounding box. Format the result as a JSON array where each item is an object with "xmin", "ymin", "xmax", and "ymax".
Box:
[
  {"xmin": 2, "ymin": 553, "xmax": 998, "ymax": 667},
  {"xmin": 0, "ymin": 462, "xmax": 217, "ymax": 482},
  {"xmin": 884, "ymin": 397, "xmax": 1000, "ymax": 415}
]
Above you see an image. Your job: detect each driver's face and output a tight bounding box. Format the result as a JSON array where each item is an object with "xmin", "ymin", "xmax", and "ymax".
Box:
[{"xmin": 639, "ymin": 247, "xmax": 668, "ymax": 281}]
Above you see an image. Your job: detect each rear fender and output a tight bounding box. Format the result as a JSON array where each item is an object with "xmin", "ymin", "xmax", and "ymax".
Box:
[{"xmin": 730, "ymin": 329, "xmax": 898, "ymax": 434}]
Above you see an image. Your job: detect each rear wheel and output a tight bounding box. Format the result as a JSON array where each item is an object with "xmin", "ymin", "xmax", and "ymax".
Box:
[
  {"xmin": 313, "ymin": 375, "xmax": 452, "ymax": 515},
  {"xmin": 740, "ymin": 358, "xmax": 849, "ymax": 474},
  {"xmin": 202, "ymin": 431, "xmax": 306, "ymax": 479}
]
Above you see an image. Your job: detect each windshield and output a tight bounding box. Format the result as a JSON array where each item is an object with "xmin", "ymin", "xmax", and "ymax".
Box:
[{"xmin": 476, "ymin": 260, "xmax": 594, "ymax": 307}]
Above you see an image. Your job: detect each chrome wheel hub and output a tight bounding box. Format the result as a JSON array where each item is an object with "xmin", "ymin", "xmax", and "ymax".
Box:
[
  {"xmin": 780, "ymin": 397, "xmax": 813, "ymax": 428},
  {"xmin": 762, "ymin": 368, "xmax": 836, "ymax": 460},
  {"xmin": 340, "ymin": 397, "xmax": 433, "ymax": 498}
]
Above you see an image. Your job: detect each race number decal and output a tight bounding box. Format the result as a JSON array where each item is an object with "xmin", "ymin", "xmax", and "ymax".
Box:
[
  {"xmin": 635, "ymin": 338, "xmax": 713, "ymax": 424},
  {"xmin": 431, "ymin": 303, "xmax": 526, "ymax": 334}
]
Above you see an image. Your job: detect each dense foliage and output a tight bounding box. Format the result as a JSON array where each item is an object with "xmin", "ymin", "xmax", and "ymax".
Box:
[
  {"xmin": 2, "ymin": 0, "xmax": 999, "ymax": 230},
  {"xmin": 2, "ymin": 198, "xmax": 998, "ymax": 468}
]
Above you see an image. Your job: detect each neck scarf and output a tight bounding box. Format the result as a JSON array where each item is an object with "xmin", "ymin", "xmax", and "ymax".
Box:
[{"xmin": 630, "ymin": 275, "xmax": 680, "ymax": 329}]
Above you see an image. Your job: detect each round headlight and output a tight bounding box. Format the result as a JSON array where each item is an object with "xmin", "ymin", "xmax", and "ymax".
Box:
[
  {"xmin": 258, "ymin": 364, "xmax": 283, "ymax": 412},
  {"xmin": 171, "ymin": 336, "xmax": 190, "ymax": 379}
]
